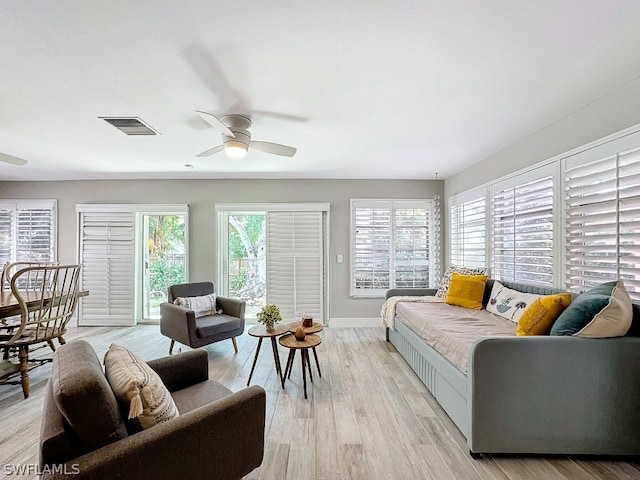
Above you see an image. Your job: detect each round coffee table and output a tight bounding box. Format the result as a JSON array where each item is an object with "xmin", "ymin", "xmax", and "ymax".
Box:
[
  {"xmin": 247, "ymin": 324, "xmax": 288, "ymax": 388},
  {"xmin": 286, "ymin": 321, "xmax": 323, "ymax": 335},
  {"xmin": 279, "ymin": 333, "xmax": 322, "ymax": 399}
]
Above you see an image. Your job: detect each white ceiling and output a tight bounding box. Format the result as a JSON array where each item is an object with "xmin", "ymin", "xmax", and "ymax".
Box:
[{"xmin": 2, "ymin": 1, "xmax": 640, "ymax": 181}]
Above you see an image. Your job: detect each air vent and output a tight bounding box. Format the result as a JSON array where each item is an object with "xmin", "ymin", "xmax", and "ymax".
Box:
[{"xmin": 100, "ymin": 117, "xmax": 158, "ymax": 135}]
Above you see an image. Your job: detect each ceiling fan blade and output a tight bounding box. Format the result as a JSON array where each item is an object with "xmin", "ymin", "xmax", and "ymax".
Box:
[
  {"xmin": 195, "ymin": 111, "xmax": 236, "ymax": 138},
  {"xmin": 250, "ymin": 141, "xmax": 297, "ymax": 157},
  {"xmin": 0, "ymin": 153, "xmax": 28, "ymax": 166},
  {"xmin": 196, "ymin": 145, "xmax": 225, "ymax": 157}
]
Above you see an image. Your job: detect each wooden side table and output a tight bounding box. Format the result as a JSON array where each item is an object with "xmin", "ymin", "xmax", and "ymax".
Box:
[
  {"xmin": 286, "ymin": 321, "xmax": 323, "ymax": 379},
  {"xmin": 247, "ymin": 324, "xmax": 288, "ymax": 388},
  {"xmin": 279, "ymin": 333, "xmax": 322, "ymax": 399}
]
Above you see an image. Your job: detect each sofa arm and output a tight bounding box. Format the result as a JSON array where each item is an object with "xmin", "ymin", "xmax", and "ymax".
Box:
[
  {"xmin": 385, "ymin": 288, "xmax": 436, "ymax": 299},
  {"xmin": 147, "ymin": 349, "xmax": 209, "ymax": 392},
  {"xmin": 43, "ymin": 385, "xmax": 267, "ymax": 480},
  {"xmin": 217, "ymin": 296, "xmax": 246, "ymax": 320},
  {"xmin": 159, "ymin": 302, "xmax": 196, "ymax": 346},
  {"xmin": 468, "ymin": 336, "xmax": 640, "ymax": 455}
]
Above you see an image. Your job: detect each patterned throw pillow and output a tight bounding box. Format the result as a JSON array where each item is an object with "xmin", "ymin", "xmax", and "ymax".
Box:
[
  {"xmin": 104, "ymin": 344, "xmax": 179, "ymax": 430},
  {"xmin": 486, "ymin": 281, "xmax": 542, "ymax": 323},
  {"xmin": 174, "ymin": 293, "xmax": 217, "ymax": 318},
  {"xmin": 436, "ymin": 265, "xmax": 487, "ymax": 299}
]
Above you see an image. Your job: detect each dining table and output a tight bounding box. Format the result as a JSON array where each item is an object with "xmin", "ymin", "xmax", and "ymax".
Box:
[{"xmin": 0, "ymin": 289, "xmax": 90, "ymax": 320}]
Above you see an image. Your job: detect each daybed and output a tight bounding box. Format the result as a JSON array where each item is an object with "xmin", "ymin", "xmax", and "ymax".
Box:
[{"xmin": 385, "ymin": 279, "xmax": 640, "ymax": 457}]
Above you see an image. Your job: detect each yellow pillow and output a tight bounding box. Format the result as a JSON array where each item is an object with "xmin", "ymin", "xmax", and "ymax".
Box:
[
  {"xmin": 445, "ymin": 273, "xmax": 488, "ymax": 310},
  {"xmin": 516, "ymin": 293, "xmax": 572, "ymax": 336}
]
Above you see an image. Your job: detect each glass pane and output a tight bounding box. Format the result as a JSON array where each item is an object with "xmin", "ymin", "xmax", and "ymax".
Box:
[
  {"xmin": 143, "ymin": 214, "xmax": 187, "ymax": 320},
  {"xmin": 228, "ymin": 214, "xmax": 266, "ymax": 319}
]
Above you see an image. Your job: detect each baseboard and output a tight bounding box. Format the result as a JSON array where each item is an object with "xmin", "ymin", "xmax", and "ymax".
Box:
[{"xmin": 328, "ymin": 317, "xmax": 380, "ymax": 328}]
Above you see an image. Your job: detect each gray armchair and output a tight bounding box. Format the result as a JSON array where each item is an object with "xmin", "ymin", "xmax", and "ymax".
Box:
[
  {"xmin": 160, "ymin": 282, "xmax": 246, "ymax": 355},
  {"xmin": 40, "ymin": 340, "xmax": 265, "ymax": 480}
]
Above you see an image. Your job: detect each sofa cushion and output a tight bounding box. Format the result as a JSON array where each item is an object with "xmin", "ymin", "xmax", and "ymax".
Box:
[
  {"xmin": 516, "ymin": 293, "xmax": 572, "ymax": 335},
  {"xmin": 550, "ymin": 280, "xmax": 633, "ymax": 337},
  {"xmin": 445, "ymin": 273, "xmax": 488, "ymax": 310},
  {"xmin": 195, "ymin": 314, "xmax": 242, "ymax": 338},
  {"xmin": 436, "ymin": 265, "xmax": 487, "ymax": 299},
  {"xmin": 104, "ymin": 344, "xmax": 180, "ymax": 430},
  {"xmin": 174, "ymin": 293, "xmax": 218, "ymax": 318},
  {"xmin": 51, "ymin": 340, "xmax": 128, "ymax": 452},
  {"xmin": 171, "ymin": 380, "xmax": 233, "ymax": 414},
  {"xmin": 486, "ymin": 281, "xmax": 542, "ymax": 322}
]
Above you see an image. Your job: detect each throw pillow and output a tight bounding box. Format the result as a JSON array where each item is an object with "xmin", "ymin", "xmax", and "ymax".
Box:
[
  {"xmin": 174, "ymin": 293, "xmax": 217, "ymax": 318},
  {"xmin": 516, "ymin": 293, "xmax": 572, "ymax": 336},
  {"xmin": 104, "ymin": 344, "xmax": 179, "ymax": 430},
  {"xmin": 550, "ymin": 280, "xmax": 633, "ymax": 337},
  {"xmin": 436, "ymin": 265, "xmax": 487, "ymax": 299},
  {"xmin": 486, "ymin": 281, "xmax": 542, "ymax": 322},
  {"xmin": 445, "ymin": 273, "xmax": 488, "ymax": 310}
]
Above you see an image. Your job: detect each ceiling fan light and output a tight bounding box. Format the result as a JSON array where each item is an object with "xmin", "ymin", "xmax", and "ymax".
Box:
[{"xmin": 225, "ymin": 143, "xmax": 248, "ymax": 158}]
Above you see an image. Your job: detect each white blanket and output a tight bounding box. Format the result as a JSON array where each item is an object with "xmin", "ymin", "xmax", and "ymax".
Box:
[{"xmin": 380, "ymin": 295, "xmax": 445, "ymax": 328}]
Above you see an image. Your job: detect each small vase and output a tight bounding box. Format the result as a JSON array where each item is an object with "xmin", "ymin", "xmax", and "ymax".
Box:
[
  {"xmin": 266, "ymin": 324, "xmax": 275, "ymax": 332},
  {"xmin": 295, "ymin": 325, "xmax": 306, "ymax": 341}
]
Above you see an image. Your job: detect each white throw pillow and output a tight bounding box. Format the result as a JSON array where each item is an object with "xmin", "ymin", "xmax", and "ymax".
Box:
[
  {"xmin": 174, "ymin": 293, "xmax": 217, "ymax": 318},
  {"xmin": 486, "ymin": 281, "xmax": 542, "ymax": 323},
  {"xmin": 104, "ymin": 344, "xmax": 179, "ymax": 430}
]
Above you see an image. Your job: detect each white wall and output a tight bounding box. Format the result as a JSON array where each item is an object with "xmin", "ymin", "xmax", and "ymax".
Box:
[
  {"xmin": 444, "ymin": 76, "xmax": 640, "ymax": 262},
  {"xmin": 0, "ymin": 178, "xmax": 443, "ymax": 324}
]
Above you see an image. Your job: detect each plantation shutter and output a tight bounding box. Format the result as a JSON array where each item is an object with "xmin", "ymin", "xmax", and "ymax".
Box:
[
  {"xmin": 564, "ymin": 142, "xmax": 640, "ymax": 300},
  {"xmin": 450, "ymin": 196, "xmax": 486, "ymax": 268},
  {"xmin": 394, "ymin": 205, "xmax": 430, "ymax": 288},
  {"xmin": 78, "ymin": 211, "xmax": 135, "ymax": 326},
  {"xmin": 266, "ymin": 211, "xmax": 323, "ymax": 322},
  {"xmin": 353, "ymin": 203, "xmax": 391, "ymax": 293},
  {"xmin": 491, "ymin": 176, "xmax": 554, "ymax": 286},
  {"xmin": 0, "ymin": 200, "xmax": 56, "ymax": 269}
]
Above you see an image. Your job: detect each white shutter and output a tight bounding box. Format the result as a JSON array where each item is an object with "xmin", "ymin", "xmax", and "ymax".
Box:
[
  {"xmin": 564, "ymin": 146, "xmax": 640, "ymax": 300},
  {"xmin": 450, "ymin": 196, "xmax": 486, "ymax": 268},
  {"xmin": 79, "ymin": 211, "xmax": 135, "ymax": 326},
  {"xmin": 394, "ymin": 206, "xmax": 430, "ymax": 288},
  {"xmin": 0, "ymin": 206, "xmax": 13, "ymax": 267},
  {"xmin": 266, "ymin": 211, "xmax": 323, "ymax": 322},
  {"xmin": 0, "ymin": 200, "xmax": 56, "ymax": 267},
  {"xmin": 352, "ymin": 204, "xmax": 391, "ymax": 293},
  {"xmin": 16, "ymin": 204, "xmax": 55, "ymax": 262},
  {"xmin": 491, "ymin": 176, "xmax": 554, "ymax": 286}
]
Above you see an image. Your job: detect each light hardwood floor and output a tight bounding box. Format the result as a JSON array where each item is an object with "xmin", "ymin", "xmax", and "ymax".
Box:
[{"xmin": 1, "ymin": 325, "xmax": 639, "ymax": 480}]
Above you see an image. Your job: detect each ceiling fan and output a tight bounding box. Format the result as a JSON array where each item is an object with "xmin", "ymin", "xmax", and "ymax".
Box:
[
  {"xmin": 0, "ymin": 152, "xmax": 27, "ymax": 166},
  {"xmin": 195, "ymin": 111, "xmax": 297, "ymax": 158}
]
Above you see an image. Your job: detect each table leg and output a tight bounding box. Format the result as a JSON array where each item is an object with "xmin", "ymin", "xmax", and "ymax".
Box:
[
  {"xmin": 312, "ymin": 346, "xmax": 322, "ymax": 377},
  {"xmin": 284, "ymin": 349, "xmax": 295, "ymax": 380},
  {"xmin": 247, "ymin": 337, "xmax": 263, "ymax": 386},
  {"xmin": 288, "ymin": 350, "xmax": 296, "ymax": 379},
  {"xmin": 301, "ymin": 348, "xmax": 307, "ymax": 399},
  {"xmin": 270, "ymin": 337, "xmax": 285, "ymax": 389},
  {"xmin": 306, "ymin": 349, "xmax": 313, "ymax": 383}
]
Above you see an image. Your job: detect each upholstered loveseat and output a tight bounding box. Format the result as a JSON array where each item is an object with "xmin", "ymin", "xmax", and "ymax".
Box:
[
  {"xmin": 385, "ymin": 279, "xmax": 640, "ymax": 457},
  {"xmin": 40, "ymin": 340, "xmax": 265, "ymax": 479}
]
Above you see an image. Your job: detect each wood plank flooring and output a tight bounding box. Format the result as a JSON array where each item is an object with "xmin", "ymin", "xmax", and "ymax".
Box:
[{"xmin": 1, "ymin": 325, "xmax": 639, "ymax": 479}]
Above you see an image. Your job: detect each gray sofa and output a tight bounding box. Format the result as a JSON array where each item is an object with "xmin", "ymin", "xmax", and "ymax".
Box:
[
  {"xmin": 385, "ymin": 279, "xmax": 640, "ymax": 457},
  {"xmin": 40, "ymin": 340, "xmax": 266, "ymax": 479}
]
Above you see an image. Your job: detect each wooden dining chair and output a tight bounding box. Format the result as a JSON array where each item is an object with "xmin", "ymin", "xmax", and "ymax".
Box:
[{"xmin": 0, "ymin": 264, "xmax": 81, "ymax": 398}]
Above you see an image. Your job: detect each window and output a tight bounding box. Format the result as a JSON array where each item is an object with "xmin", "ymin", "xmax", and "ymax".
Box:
[
  {"xmin": 449, "ymin": 194, "xmax": 486, "ymax": 268},
  {"xmin": 490, "ymin": 175, "xmax": 554, "ymax": 286},
  {"xmin": 217, "ymin": 203, "xmax": 330, "ymax": 324},
  {"xmin": 351, "ymin": 199, "xmax": 433, "ymax": 297},
  {"xmin": 564, "ymin": 142, "xmax": 640, "ymax": 301},
  {"xmin": 0, "ymin": 200, "xmax": 56, "ymax": 267}
]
